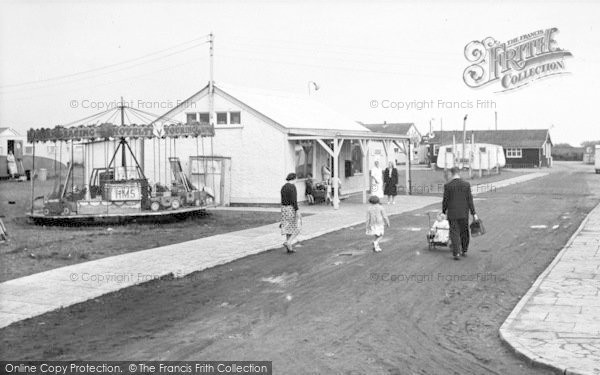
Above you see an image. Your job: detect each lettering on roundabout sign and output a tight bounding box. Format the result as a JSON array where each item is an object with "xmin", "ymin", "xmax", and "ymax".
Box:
[{"xmin": 27, "ymin": 122, "xmax": 215, "ymax": 143}]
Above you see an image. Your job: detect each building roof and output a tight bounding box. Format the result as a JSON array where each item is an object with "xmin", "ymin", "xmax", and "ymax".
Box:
[
  {"xmin": 220, "ymin": 84, "xmax": 371, "ymax": 133},
  {"xmin": 429, "ymin": 129, "xmax": 551, "ymax": 148},
  {"xmin": 360, "ymin": 122, "xmax": 416, "ymax": 136},
  {"xmin": 157, "ymin": 83, "xmax": 371, "ymax": 133},
  {"xmin": 0, "ymin": 127, "xmax": 23, "ymax": 137}
]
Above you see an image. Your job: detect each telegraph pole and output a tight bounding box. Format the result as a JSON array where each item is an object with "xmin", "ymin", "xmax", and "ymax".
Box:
[
  {"xmin": 208, "ymin": 32, "xmax": 217, "ymax": 202},
  {"xmin": 209, "ymin": 32, "xmax": 214, "ymax": 126}
]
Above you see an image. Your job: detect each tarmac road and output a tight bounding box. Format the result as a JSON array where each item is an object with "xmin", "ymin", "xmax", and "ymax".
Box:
[{"xmin": 1, "ymin": 162, "xmax": 599, "ymax": 374}]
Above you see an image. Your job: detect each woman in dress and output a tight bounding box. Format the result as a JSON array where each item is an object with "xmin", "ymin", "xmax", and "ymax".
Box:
[
  {"xmin": 6, "ymin": 151, "xmax": 18, "ymax": 179},
  {"xmin": 383, "ymin": 161, "xmax": 398, "ymax": 204},
  {"xmin": 370, "ymin": 161, "xmax": 384, "ymax": 198},
  {"xmin": 280, "ymin": 173, "xmax": 301, "ymax": 253},
  {"xmin": 321, "ymin": 164, "xmax": 331, "ymax": 182}
]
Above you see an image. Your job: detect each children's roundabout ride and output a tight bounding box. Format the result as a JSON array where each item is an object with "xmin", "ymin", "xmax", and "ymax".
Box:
[{"xmin": 26, "ymin": 105, "xmax": 216, "ymax": 225}]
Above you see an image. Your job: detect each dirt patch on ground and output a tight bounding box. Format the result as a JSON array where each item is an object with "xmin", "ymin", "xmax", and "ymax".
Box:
[
  {"xmin": 1, "ymin": 165, "xmax": 598, "ymax": 374},
  {"xmin": 0, "ymin": 178, "xmax": 281, "ymax": 281}
]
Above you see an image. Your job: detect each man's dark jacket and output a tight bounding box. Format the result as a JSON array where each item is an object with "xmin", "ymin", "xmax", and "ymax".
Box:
[{"xmin": 442, "ymin": 178, "xmax": 476, "ymax": 220}]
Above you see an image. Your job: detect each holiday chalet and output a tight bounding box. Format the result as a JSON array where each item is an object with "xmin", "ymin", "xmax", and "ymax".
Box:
[{"xmin": 152, "ymin": 83, "xmax": 411, "ymax": 206}]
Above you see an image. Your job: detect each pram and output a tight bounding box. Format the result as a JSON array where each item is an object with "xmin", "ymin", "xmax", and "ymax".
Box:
[
  {"xmin": 426, "ymin": 211, "xmax": 451, "ymax": 250},
  {"xmin": 312, "ymin": 183, "xmax": 328, "ymax": 204}
]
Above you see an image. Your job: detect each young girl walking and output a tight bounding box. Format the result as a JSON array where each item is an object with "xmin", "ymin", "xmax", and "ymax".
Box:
[{"xmin": 366, "ymin": 195, "xmax": 390, "ymax": 252}]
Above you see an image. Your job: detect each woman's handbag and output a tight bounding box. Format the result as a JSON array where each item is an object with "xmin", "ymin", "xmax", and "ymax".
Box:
[{"xmin": 470, "ymin": 218, "xmax": 486, "ymax": 237}]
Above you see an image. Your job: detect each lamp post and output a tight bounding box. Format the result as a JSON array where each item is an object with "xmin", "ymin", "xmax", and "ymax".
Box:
[
  {"xmin": 463, "ymin": 114, "xmax": 468, "ymax": 169},
  {"xmin": 428, "ymin": 117, "xmax": 435, "ymax": 167}
]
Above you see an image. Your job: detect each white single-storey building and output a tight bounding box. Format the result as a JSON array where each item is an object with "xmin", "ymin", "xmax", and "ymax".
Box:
[{"xmin": 147, "ymin": 83, "xmax": 411, "ymax": 206}]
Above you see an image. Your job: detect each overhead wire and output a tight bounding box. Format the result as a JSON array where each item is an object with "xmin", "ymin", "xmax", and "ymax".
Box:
[
  {"xmin": 63, "ymin": 107, "xmax": 116, "ymax": 127},
  {"xmin": 1, "ymin": 35, "xmax": 210, "ymax": 90}
]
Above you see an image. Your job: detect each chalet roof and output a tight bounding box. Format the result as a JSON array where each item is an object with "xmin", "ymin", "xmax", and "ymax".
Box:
[
  {"xmin": 361, "ymin": 123, "xmax": 417, "ymax": 136},
  {"xmin": 429, "ymin": 129, "xmax": 551, "ymax": 148},
  {"xmin": 156, "ymin": 83, "xmax": 371, "ymax": 133}
]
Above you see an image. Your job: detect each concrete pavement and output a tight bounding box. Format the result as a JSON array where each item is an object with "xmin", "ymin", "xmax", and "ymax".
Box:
[
  {"xmin": 0, "ymin": 171, "xmax": 548, "ymax": 330},
  {"xmin": 500, "ymin": 202, "xmax": 600, "ymax": 375}
]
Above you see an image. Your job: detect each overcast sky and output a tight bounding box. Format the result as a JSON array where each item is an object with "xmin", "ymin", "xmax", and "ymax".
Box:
[{"xmin": 1, "ymin": 0, "xmax": 599, "ymax": 146}]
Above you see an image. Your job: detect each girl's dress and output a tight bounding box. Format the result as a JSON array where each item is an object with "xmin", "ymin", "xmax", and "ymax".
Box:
[{"xmin": 366, "ymin": 204, "xmax": 387, "ymax": 236}]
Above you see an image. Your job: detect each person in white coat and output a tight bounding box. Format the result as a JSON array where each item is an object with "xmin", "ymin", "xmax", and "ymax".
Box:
[{"xmin": 370, "ymin": 160, "xmax": 384, "ymax": 198}]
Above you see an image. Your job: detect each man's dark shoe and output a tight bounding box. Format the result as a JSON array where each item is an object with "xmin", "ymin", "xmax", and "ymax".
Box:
[
  {"xmin": 453, "ymin": 254, "xmax": 460, "ymax": 260},
  {"xmin": 461, "ymin": 251, "xmax": 467, "ymax": 257}
]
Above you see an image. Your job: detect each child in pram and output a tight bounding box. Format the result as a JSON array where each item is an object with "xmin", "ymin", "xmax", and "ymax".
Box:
[{"xmin": 428, "ymin": 213, "xmax": 449, "ymax": 245}]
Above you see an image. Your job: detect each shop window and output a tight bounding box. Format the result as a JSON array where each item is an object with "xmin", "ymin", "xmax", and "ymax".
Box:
[
  {"xmin": 294, "ymin": 144, "xmax": 313, "ymax": 179},
  {"xmin": 25, "ymin": 146, "xmax": 33, "ymax": 155}
]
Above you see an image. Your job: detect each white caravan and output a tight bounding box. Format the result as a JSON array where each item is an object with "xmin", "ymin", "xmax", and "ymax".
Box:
[{"xmin": 435, "ymin": 143, "xmax": 506, "ymax": 170}]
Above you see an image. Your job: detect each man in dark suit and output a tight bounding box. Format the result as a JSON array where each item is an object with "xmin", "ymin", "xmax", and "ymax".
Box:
[{"xmin": 442, "ymin": 167, "xmax": 478, "ymax": 260}]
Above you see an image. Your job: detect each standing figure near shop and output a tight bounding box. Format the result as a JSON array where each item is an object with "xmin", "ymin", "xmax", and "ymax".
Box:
[
  {"xmin": 366, "ymin": 195, "xmax": 390, "ymax": 252},
  {"xmin": 442, "ymin": 167, "xmax": 478, "ymax": 260},
  {"xmin": 370, "ymin": 160, "xmax": 384, "ymax": 199},
  {"xmin": 305, "ymin": 173, "xmax": 315, "ymax": 205},
  {"xmin": 383, "ymin": 161, "xmax": 398, "ymax": 204},
  {"xmin": 280, "ymin": 173, "xmax": 301, "ymax": 253},
  {"xmin": 321, "ymin": 164, "xmax": 331, "ymax": 182},
  {"xmin": 6, "ymin": 151, "xmax": 18, "ymax": 179},
  {"xmin": 321, "ymin": 164, "xmax": 333, "ymax": 204}
]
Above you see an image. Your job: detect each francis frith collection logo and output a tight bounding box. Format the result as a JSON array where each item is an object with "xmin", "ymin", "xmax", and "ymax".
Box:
[{"xmin": 463, "ymin": 28, "xmax": 572, "ymax": 92}]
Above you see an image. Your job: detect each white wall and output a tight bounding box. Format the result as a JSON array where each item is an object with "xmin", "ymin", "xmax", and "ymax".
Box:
[{"xmin": 146, "ymin": 93, "xmax": 287, "ymax": 204}]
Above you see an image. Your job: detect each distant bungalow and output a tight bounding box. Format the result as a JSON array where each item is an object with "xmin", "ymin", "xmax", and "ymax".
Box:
[{"xmin": 427, "ymin": 129, "xmax": 552, "ymax": 169}]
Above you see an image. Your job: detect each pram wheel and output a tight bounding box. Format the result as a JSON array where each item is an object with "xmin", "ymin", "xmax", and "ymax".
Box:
[{"xmin": 427, "ymin": 233, "xmax": 434, "ymax": 250}]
